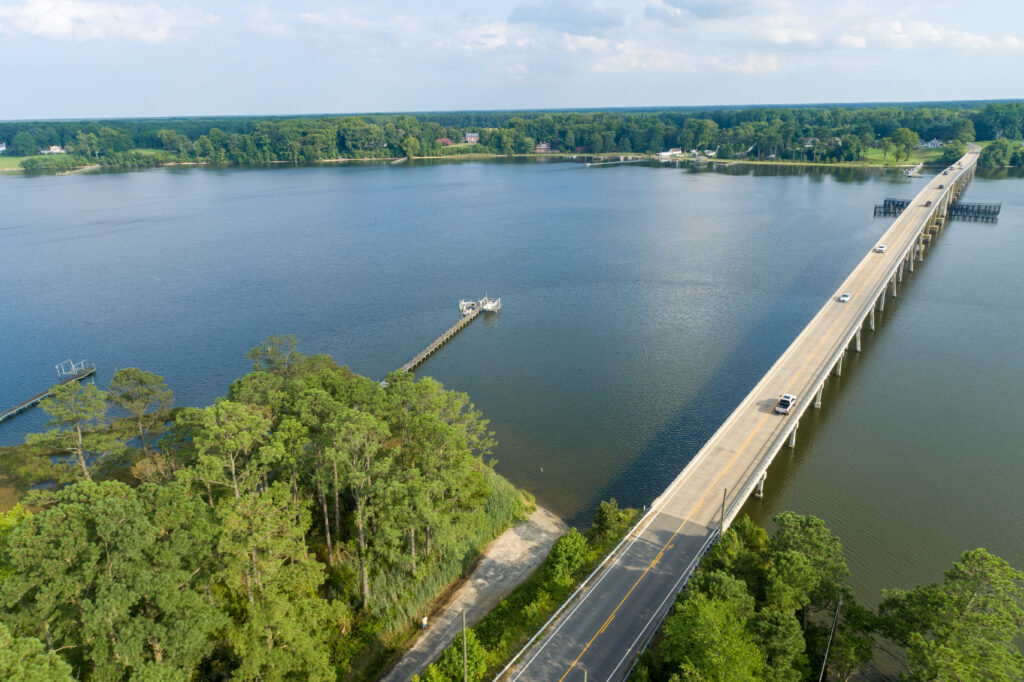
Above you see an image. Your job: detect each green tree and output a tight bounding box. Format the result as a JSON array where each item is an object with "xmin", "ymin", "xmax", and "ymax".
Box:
[
  {"xmin": 893, "ymin": 127, "xmax": 920, "ymax": 161},
  {"xmin": 879, "ymin": 548, "xmax": 1024, "ymax": 681},
  {"xmin": 10, "ymin": 131, "xmax": 37, "ymax": 155},
  {"xmin": 401, "ymin": 135, "xmax": 421, "ymax": 157},
  {"xmin": 26, "ymin": 381, "xmax": 121, "ymax": 480},
  {"xmin": 217, "ymin": 482, "xmax": 345, "ymax": 681},
  {"xmin": 421, "ymin": 628, "xmax": 488, "ymax": 681},
  {"xmin": 0, "ymin": 621, "xmax": 74, "ymax": 681},
  {"xmin": 769, "ymin": 512, "xmax": 848, "ymax": 623},
  {"xmin": 0, "ymin": 481, "xmax": 225, "ymax": 680},
  {"xmin": 108, "ymin": 367, "xmax": 173, "ymax": 457},
  {"xmin": 979, "ymin": 138, "xmax": 1014, "ymax": 167},
  {"xmin": 660, "ymin": 590, "xmax": 764, "ymax": 681},
  {"xmin": 751, "ymin": 609, "xmax": 807, "ymax": 682},
  {"xmin": 246, "ymin": 333, "xmax": 303, "ymax": 377},
  {"xmin": 545, "ymin": 528, "xmax": 588, "ymax": 585},
  {"xmin": 0, "ymin": 505, "xmax": 31, "ymax": 581},
  {"xmin": 879, "ymin": 137, "xmax": 894, "ymax": 164},
  {"xmin": 765, "ymin": 549, "xmax": 818, "ymax": 613}
]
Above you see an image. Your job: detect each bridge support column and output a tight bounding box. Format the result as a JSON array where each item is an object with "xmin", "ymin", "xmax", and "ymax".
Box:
[
  {"xmin": 897, "ymin": 261, "xmax": 904, "ymax": 283},
  {"xmin": 891, "ymin": 274, "xmax": 897, "ymax": 298},
  {"xmin": 835, "ymin": 352, "xmax": 844, "ymax": 377},
  {"xmin": 754, "ymin": 473, "xmax": 766, "ymax": 498},
  {"xmin": 855, "ymin": 326, "xmax": 862, "ymax": 352},
  {"xmin": 814, "ymin": 384, "xmax": 823, "ymax": 408},
  {"xmin": 787, "ymin": 421, "xmax": 799, "ymax": 448},
  {"xmin": 878, "ymin": 292, "xmax": 885, "ymax": 312},
  {"xmin": 909, "ymin": 249, "xmax": 915, "ymax": 272},
  {"xmin": 869, "ymin": 308, "xmax": 875, "ymax": 331}
]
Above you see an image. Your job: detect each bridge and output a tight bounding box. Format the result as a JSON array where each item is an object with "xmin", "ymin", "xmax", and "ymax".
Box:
[{"xmin": 501, "ymin": 145, "xmax": 980, "ymax": 681}]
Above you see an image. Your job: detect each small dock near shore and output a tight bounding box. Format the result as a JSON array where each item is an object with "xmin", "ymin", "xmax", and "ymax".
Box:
[
  {"xmin": 398, "ymin": 297, "xmax": 500, "ymax": 373},
  {"xmin": 1, "ymin": 360, "xmax": 96, "ymax": 424}
]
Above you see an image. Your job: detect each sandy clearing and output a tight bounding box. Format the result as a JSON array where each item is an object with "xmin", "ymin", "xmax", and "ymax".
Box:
[{"xmin": 381, "ymin": 506, "xmax": 567, "ymax": 681}]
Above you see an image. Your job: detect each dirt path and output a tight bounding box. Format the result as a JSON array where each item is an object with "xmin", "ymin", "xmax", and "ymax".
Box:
[{"xmin": 381, "ymin": 506, "xmax": 567, "ymax": 681}]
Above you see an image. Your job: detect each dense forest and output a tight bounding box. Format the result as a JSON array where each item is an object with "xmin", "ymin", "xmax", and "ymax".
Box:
[
  {"xmin": 634, "ymin": 513, "xmax": 1024, "ymax": 681},
  {"xmin": 0, "ymin": 336, "xmax": 527, "ymax": 679},
  {"xmin": 3, "ymin": 101, "xmax": 1023, "ymax": 171}
]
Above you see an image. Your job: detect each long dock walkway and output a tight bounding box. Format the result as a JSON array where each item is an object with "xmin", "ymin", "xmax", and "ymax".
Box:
[
  {"xmin": 1, "ymin": 364, "xmax": 97, "ymax": 424},
  {"xmin": 400, "ymin": 308, "xmax": 481, "ymax": 373},
  {"xmin": 504, "ymin": 146, "xmax": 981, "ymax": 681}
]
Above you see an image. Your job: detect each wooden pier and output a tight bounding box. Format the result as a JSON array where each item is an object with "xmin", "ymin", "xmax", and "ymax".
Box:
[
  {"xmin": 0, "ymin": 363, "xmax": 97, "ymax": 424},
  {"xmin": 947, "ymin": 201, "xmax": 1000, "ymax": 221},
  {"xmin": 874, "ymin": 197, "xmax": 912, "ymax": 216},
  {"xmin": 399, "ymin": 308, "xmax": 481, "ymax": 373},
  {"xmin": 875, "ymin": 197, "xmax": 999, "ymax": 222}
]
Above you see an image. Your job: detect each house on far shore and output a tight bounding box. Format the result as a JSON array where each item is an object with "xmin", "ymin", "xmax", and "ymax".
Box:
[
  {"xmin": 437, "ymin": 137, "xmax": 453, "ymax": 146},
  {"xmin": 464, "ymin": 132, "xmax": 479, "ymax": 144},
  {"xmin": 0, "ymin": 141, "xmax": 6, "ymax": 154},
  {"xmin": 41, "ymin": 145, "xmax": 66, "ymax": 154},
  {"xmin": 919, "ymin": 138, "xmax": 944, "ymax": 149},
  {"xmin": 534, "ymin": 141, "xmax": 551, "ymax": 153},
  {"xmin": 658, "ymin": 147, "xmax": 683, "ymax": 159}
]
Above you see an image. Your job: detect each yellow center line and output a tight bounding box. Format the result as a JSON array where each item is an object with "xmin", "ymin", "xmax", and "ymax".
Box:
[{"xmin": 555, "ymin": 191, "xmax": 938, "ymax": 678}]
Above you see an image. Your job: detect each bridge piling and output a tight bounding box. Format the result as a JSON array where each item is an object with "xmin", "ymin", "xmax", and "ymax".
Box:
[
  {"xmin": 814, "ymin": 384, "xmax": 824, "ymax": 408},
  {"xmin": 787, "ymin": 421, "xmax": 799, "ymax": 448},
  {"xmin": 855, "ymin": 327, "xmax": 862, "ymax": 352},
  {"xmin": 869, "ymin": 308, "xmax": 876, "ymax": 331}
]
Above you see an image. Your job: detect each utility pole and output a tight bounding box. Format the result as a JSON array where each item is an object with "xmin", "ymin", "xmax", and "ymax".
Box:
[
  {"xmin": 463, "ymin": 609, "xmax": 468, "ymax": 682},
  {"xmin": 719, "ymin": 488, "xmax": 727, "ymax": 538},
  {"xmin": 817, "ymin": 598, "xmax": 842, "ymax": 682}
]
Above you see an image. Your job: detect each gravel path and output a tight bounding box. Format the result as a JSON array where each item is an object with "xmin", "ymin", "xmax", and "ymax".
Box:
[{"xmin": 381, "ymin": 506, "xmax": 567, "ymax": 681}]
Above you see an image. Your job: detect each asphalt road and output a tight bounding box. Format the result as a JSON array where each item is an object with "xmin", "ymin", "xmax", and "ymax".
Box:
[{"xmin": 508, "ymin": 146, "xmax": 980, "ymax": 681}]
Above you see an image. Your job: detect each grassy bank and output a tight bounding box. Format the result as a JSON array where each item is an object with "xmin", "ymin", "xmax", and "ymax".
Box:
[{"xmin": 0, "ymin": 155, "xmax": 28, "ymax": 170}]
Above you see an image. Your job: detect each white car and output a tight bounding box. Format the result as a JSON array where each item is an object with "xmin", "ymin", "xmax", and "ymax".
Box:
[
  {"xmin": 875, "ymin": 244, "xmax": 887, "ymax": 253},
  {"xmin": 774, "ymin": 394, "xmax": 797, "ymax": 415},
  {"xmin": 838, "ymin": 293, "xmax": 852, "ymax": 303}
]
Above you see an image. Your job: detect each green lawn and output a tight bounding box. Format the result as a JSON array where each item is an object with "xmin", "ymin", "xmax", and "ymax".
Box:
[
  {"xmin": 129, "ymin": 148, "xmax": 164, "ymax": 156},
  {"xmin": 0, "ymin": 155, "xmax": 28, "ymax": 169},
  {"xmin": 860, "ymin": 146, "xmax": 947, "ymax": 166}
]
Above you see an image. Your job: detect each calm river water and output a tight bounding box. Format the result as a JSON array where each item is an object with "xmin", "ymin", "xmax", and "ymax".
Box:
[{"xmin": 1, "ymin": 160, "xmax": 1020, "ymax": 604}]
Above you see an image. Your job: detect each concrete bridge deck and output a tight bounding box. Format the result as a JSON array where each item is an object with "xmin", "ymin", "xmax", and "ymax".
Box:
[{"xmin": 504, "ymin": 145, "xmax": 980, "ymax": 681}]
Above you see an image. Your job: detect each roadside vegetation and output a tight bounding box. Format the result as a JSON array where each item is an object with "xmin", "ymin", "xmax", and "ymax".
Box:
[
  {"xmin": 635, "ymin": 513, "xmax": 1024, "ymax": 681},
  {"xmin": 0, "ymin": 336, "xmax": 524, "ymax": 680},
  {"xmin": 2, "ymin": 101, "xmax": 1023, "ymax": 173},
  {"xmin": 413, "ymin": 499, "xmax": 641, "ymax": 680}
]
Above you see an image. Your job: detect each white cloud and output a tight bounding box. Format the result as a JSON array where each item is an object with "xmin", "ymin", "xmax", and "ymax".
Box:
[
  {"xmin": 0, "ymin": 0, "xmax": 218, "ymax": 43},
  {"xmin": 508, "ymin": 0, "xmax": 623, "ymax": 34},
  {"xmin": 711, "ymin": 52, "xmax": 780, "ymax": 74},
  {"xmin": 838, "ymin": 35, "xmax": 866, "ymax": 49},
  {"xmin": 247, "ymin": 1, "xmax": 291, "ymax": 38},
  {"xmin": 879, "ymin": 20, "xmax": 1021, "ymax": 53},
  {"xmin": 456, "ymin": 21, "xmax": 508, "ymax": 52}
]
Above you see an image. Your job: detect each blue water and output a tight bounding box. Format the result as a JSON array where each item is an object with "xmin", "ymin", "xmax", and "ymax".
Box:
[{"xmin": 2, "ymin": 160, "xmax": 1021, "ymax": 606}]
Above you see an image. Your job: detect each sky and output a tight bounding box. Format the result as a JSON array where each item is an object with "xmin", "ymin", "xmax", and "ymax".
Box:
[{"xmin": 0, "ymin": 0, "xmax": 1021, "ymax": 120}]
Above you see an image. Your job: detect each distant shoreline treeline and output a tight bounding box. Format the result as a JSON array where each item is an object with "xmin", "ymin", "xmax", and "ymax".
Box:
[{"xmin": 2, "ymin": 101, "xmax": 1023, "ymax": 170}]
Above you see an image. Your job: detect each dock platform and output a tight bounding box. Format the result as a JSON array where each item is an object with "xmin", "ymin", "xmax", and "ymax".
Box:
[{"xmin": 1, "ymin": 363, "xmax": 97, "ymax": 424}]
